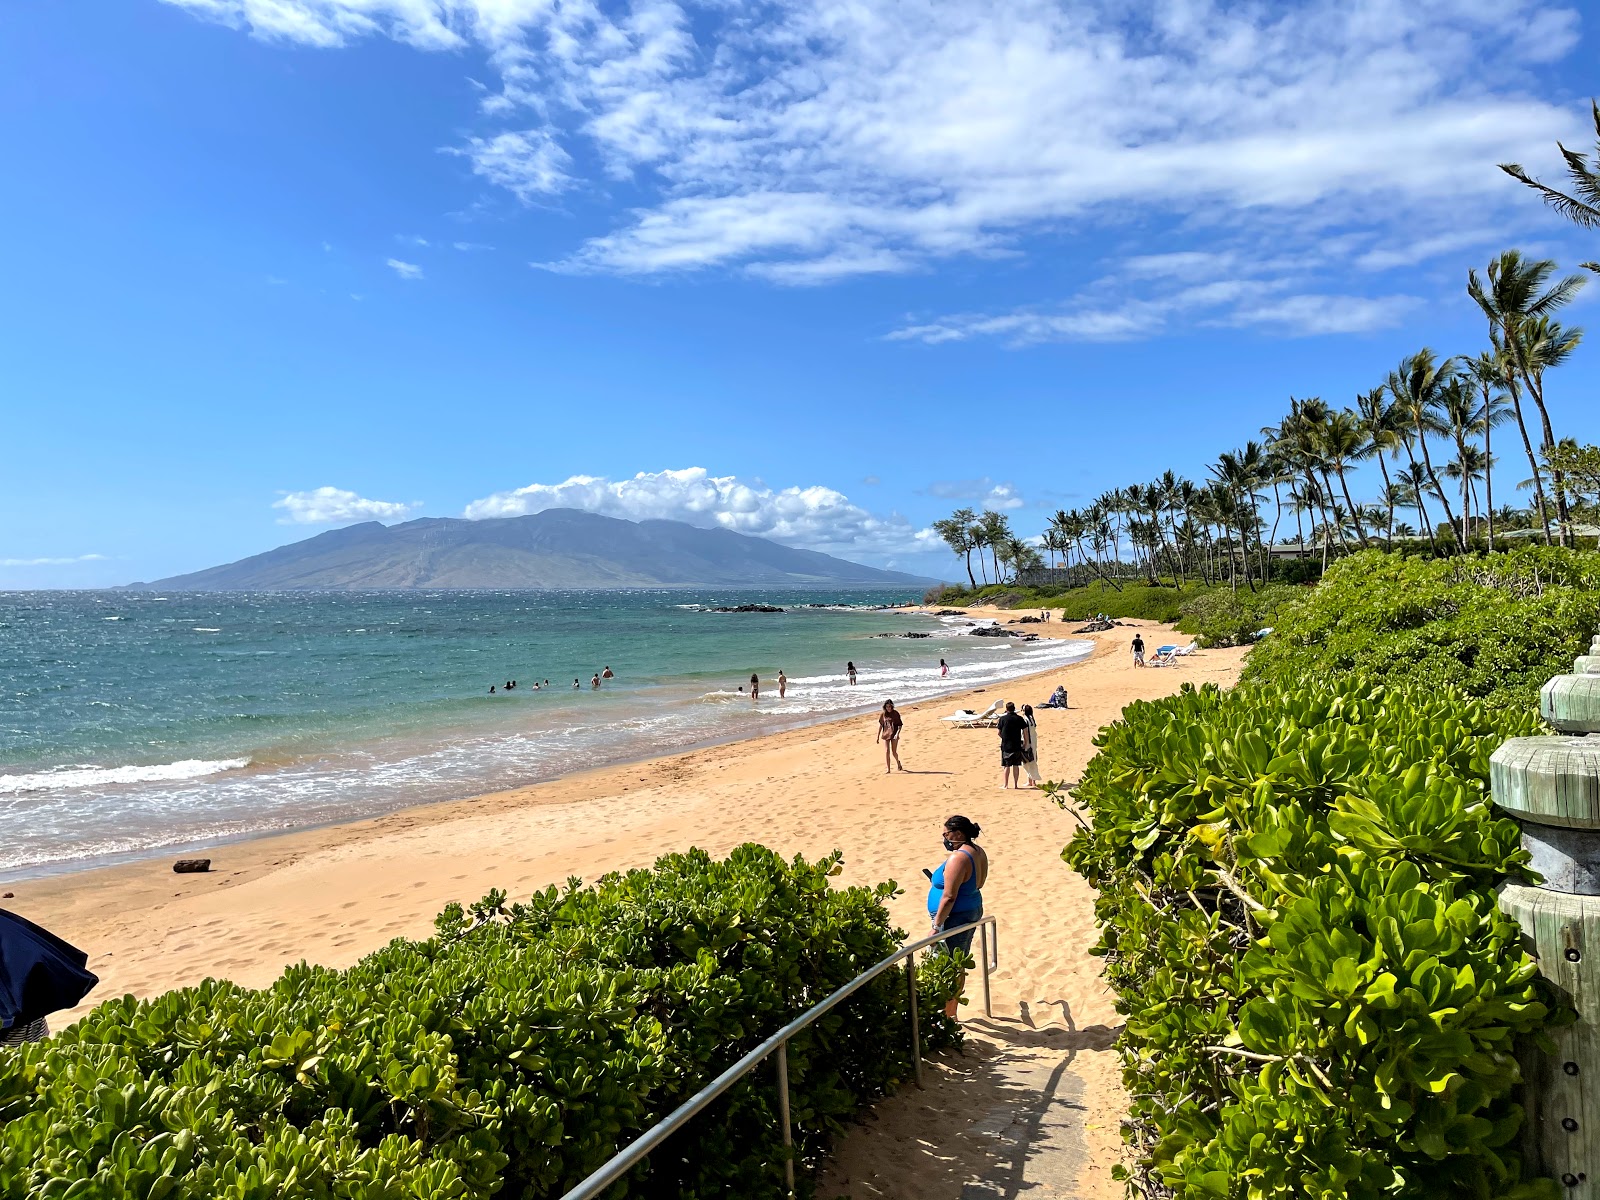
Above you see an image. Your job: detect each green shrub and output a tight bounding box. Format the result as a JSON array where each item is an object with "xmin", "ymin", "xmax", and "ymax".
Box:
[
  {"xmin": 940, "ymin": 582, "xmax": 1215, "ymax": 624},
  {"xmin": 1176, "ymin": 583, "xmax": 1300, "ymax": 647},
  {"xmin": 1243, "ymin": 547, "xmax": 1600, "ymax": 709},
  {"xmin": 0, "ymin": 846, "xmax": 960, "ymax": 1199},
  {"xmin": 1062, "ymin": 676, "xmax": 1561, "ymax": 1199}
]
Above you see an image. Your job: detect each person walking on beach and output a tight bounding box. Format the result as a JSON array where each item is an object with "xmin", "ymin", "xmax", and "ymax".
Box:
[
  {"xmin": 939, "ymin": 658, "xmax": 949, "ymax": 677},
  {"xmin": 997, "ymin": 702, "xmax": 1027, "ymax": 789},
  {"xmin": 750, "ymin": 672, "xmax": 761, "ymax": 700},
  {"xmin": 847, "ymin": 661, "xmax": 858, "ymax": 686},
  {"xmin": 1131, "ymin": 634, "xmax": 1146, "ymax": 668},
  {"xmin": 876, "ymin": 700, "xmax": 904, "ymax": 773},
  {"xmin": 778, "ymin": 670, "xmax": 787, "ymax": 698},
  {"xmin": 1021, "ymin": 703, "xmax": 1042, "ymax": 787},
  {"xmin": 927, "ymin": 815, "xmax": 987, "ymax": 1018}
]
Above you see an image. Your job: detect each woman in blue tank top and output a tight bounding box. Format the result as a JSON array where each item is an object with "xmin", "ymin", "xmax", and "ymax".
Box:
[{"xmin": 927, "ymin": 814, "xmax": 987, "ymax": 1018}]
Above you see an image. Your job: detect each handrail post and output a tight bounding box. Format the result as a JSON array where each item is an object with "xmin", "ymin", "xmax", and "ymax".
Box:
[
  {"xmin": 906, "ymin": 955, "xmax": 924, "ymax": 1088},
  {"xmin": 979, "ymin": 921, "xmax": 992, "ymax": 1018},
  {"xmin": 775, "ymin": 1042, "xmax": 795, "ymax": 1197}
]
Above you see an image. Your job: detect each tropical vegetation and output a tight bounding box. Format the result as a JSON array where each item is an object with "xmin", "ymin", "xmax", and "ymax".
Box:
[
  {"xmin": 1062, "ymin": 674, "xmax": 1559, "ymax": 1199},
  {"xmin": 0, "ymin": 846, "xmax": 961, "ymax": 1199}
]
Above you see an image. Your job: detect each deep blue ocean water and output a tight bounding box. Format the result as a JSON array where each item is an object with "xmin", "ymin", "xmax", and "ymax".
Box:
[{"xmin": 0, "ymin": 589, "xmax": 1089, "ymax": 876}]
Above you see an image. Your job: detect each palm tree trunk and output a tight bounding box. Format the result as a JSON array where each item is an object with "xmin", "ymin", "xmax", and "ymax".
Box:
[
  {"xmin": 1375, "ymin": 452, "xmax": 1395, "ymax": 545},
  {"xmin": 1334, "ymin": 465, "xmax": 1368, "ymax": 546},
  {"xmin": 1403, "ymin": 444, "xmax": 1438, "ymax": 552},
  {"xmin": 1417, "ymin": 435, "xmax": 1464, "ymax": 553},
  {"xmin": 1506, "ymin": 394, "xmax": 1553, "ymax": 543},
  {"xmin": 963, "ymin": 548, "xmax": 976, "ymax": 589},
  {"xmin": 1525, "ymin": 372, "xmax": 1572, "ymax": 545},
  {"xmin": 1485, "ymin": 415, "xmax": 1495, "ymax": 552}
]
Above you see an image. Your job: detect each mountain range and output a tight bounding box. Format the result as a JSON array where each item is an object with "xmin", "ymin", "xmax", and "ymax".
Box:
[{"xmin": 129, "ymin": 510, "xmax": 932, "ymax": 590}]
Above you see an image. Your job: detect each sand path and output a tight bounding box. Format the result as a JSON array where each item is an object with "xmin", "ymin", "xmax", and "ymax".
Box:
[{"xmin": 10, "ymin": 610, "xmax": 1247, "ymax": 1198}]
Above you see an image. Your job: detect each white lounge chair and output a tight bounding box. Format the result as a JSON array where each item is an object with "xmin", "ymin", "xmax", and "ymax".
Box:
[
  {"xmin": 1172, "ymin": 641, "xmax": 1199, "ymax": 657},
  {"xmin": 1149, "ymin": 645, "xmax": 1178, "ymax": 667},
  {"xmin": 941, "ymin": 700, "xmax": 1004, "ymax": 727}
]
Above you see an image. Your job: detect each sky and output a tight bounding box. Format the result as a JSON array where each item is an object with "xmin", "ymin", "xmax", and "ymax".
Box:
[{"xmin": 4, "ymin": 0, "xmax": 1600, "ymax": 587}]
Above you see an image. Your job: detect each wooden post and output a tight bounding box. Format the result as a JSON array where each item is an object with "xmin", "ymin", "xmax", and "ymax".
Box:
[{"xmin": 1495, "ymin": 634, "xmax": 1600, "ymax": 1194}]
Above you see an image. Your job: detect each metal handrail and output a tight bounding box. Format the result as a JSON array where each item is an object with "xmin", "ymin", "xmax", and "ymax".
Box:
[{"xmin": 558, "ymin": 914, "xmax": 999, "ymax": 1200}]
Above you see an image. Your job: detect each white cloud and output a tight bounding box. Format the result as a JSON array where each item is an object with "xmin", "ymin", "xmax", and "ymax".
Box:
[
  {"xmin": 273, "ymin": 487, "xmax": 420, "ymax": 525},
  {"xmin": 0, "ymin": 554, "xmax": 107, "ymax": 567},
  {"xmin": 386, "ymin": 258, "xmax": 424, "ymax": 279},
  {"xmin": 164, "ymin": 0, "xmax": 1586, "ymax": 293},
  {"xmin": 1226, "ymin": 293, "xmax": 1421, "ymax": 335},
  {"xmin": 451, "ymin": 129, "xmax": 572, "ymax": 202},
  {"xmin": 463, "ymin": 466, "xmax": 936, "ymax": 555},
  {"xmin": 924, "ymin": 479, "xmax": 1025, "ymax": 510},
  {"xmin": 397, "ymin": 234, "xmax": 430, "ymax": 246}
]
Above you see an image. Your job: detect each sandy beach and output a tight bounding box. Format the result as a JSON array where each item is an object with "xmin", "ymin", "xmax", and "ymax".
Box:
[{"xmin": 11, "ymin": 608, "xmax": 1248, "ymax": 1198}]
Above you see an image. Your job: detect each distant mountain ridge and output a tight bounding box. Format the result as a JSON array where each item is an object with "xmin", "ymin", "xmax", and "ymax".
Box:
[{"xmin": 130, "ymin": 510, "xmax": 932, "ymax": 590}]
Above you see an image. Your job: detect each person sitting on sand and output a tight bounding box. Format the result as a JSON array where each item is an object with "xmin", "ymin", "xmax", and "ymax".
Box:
[
  {"xmin": 876, "ymin": 700, "xmax": 904, "ymax": 773},
  {"xmin": 1041, "ymin": 685, "xmax": 1068, "ymax": 709},
  {"xmin": 847, "ymin": 661, "xmax": 857, "ymax": 686},
  {"xmin": 778, "ymin": 670, "xmax": 787, "ymax": 698},
  {"xmin": 928, "ymin": 815, "xmax": 987, "ymax": 1018},
  {"xmin": 997, "ymin": 702, "xmax": 1026, "ymax": 789}
]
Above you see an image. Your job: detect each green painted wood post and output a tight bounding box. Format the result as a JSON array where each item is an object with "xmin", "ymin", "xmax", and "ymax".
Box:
[{"xmin": 1495, "ymin": 632, "xmax": 1600, "ymax": 1195}]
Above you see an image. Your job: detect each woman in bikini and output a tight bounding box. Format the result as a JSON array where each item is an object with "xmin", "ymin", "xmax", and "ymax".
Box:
[
  {"xmin": 876, "ymin": 699, "xmax": 904, "ymax": 773},
  {"xmin": 928, "ymin": 815, "xmax": 988, "ymax": 1018}
]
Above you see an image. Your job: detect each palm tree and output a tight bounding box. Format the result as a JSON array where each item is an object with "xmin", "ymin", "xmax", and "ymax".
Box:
[
  {"xmin": 932, "ymin": 508, "xmax": 978, "ymax": 588},
  {"xmin": 1322, "ymin": 409, "xmax": 1371, "ymax": 546},
  {"xmin": 1444, "ymin": 445, "xmax": 1491, "ymax": 530},
  {"xmin": 1395, "ymin": 462, "xmax": 1436, "ymax": 548},
  {"xmin": 977, "ymin": 510, "xmax": 1012, "ymax": 583},
  {"xmin": 1356, "ymin": 387, "xmax": 1402, "ymax": 538},
  {"xmin": 1378, "ymin": 480, "xmax": 1412, "ymax": 545},
  {"xmin": 1468, "ymin": 251, "xmax": 1585, "ymax": 543},
  {"xmin": 1387, "ymin": 349, "xmax": 1466, "ymax": 552},
  {"xmin": 1517, "ymin": 315, "xmax": 1586, "ymax": 542},
  {"xmin": 1438, "ymin": 378, "xmax": 1478, "ymax": 543},
  {"xmin": 1499, "ymin": 101, "xmax": 1600, "ymax": 273},
  {"xmin": 1464, "ymin": 351, "xmax": 1514, "ymax": 550}
]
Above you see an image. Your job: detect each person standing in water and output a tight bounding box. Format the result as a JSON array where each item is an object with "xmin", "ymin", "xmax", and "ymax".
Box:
[
  {"xmin": 928, "ymin": 815, "xmax": 987, "ymax": 1018},
  {"xmin": 573, "ymin": 678, "xmax": 581, "ymax": 689},
  {"xmin": 591, "ymin": 673, "xmax": 601, "ymax": 690},
  {"xmin": 750, "ymin": 672, "xmax": 760, "ymax": 700},
  {"xmin": 602, "ymin": 666, "xmax": 614, "ymax": 681},
  {"xmin": 876, "ymin": 700, "xmax": 904, "ymax": 773},
  {"xmin": 846, "ymin": 661, "xmax": 858, "ymax": 686},
  {"xmin": 778, "ymin": 670, "xmax": 787, "ymax": 698},
  {"xmin": 939, "ymin": 658, "xmax": 949, "ymax": 677}
]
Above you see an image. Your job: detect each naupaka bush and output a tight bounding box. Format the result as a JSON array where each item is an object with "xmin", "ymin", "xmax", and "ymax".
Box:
[
  {"xmin": 1063, "ymin": 676, "xmax": 1563, "ymax": 1199},
  {"xmin": 0, "ymin": 845, "xmax": 961, "ymax": 1199}
]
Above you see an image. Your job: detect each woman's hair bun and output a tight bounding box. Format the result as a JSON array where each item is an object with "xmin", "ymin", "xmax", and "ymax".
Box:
[{"xmin": 945, "ymin": 815, "xmax": 981, "ymax": 839}]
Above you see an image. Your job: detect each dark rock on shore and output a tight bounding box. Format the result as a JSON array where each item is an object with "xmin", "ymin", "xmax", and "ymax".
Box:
[
  {"xmin": 708, "ymin": 604, "xmax": 785, "ymax": 613},
  {"xmin": 871, "ymin": 631, "xmax": 934, "ymax": 638},
  {"xmin": 968, "ymin": 626, "xmax": 1039, "ymax": 641},
  {"xmin": 933, "ymin": 608, "xmax": 968, "ymax": 616}
]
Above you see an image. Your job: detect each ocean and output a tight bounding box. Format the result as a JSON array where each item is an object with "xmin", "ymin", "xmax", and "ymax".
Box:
[{"xmin": 0, "ymin": 590, "xmax": 1090, "ymax": 878}]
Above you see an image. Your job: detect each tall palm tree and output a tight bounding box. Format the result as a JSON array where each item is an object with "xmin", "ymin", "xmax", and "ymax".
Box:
[
  {"xmin": 1323, "ymin": 409, "xmax": 1371, "ymax": 546},
  {"xmin": 1464, "ymin": 351, "xmax": 1514, "ymax": 551},
  {"xmin": 1468, "ymin": 251, "xmax": 1585, "ymax": 543},
  {"xmin": 1438, "ymin": 378, "xmax": 1478, "ymax": 543},
  {"xmin": 1444, "ymin": 444, "xmax": 1491, "ymax": 529},
  {"xmin": 1518, "ymin": 315, "xmax": 1586, "ymax": 542},
  {"xmin": 1356, "ymin": 387, "xmax": 1402, "ymax": 538},
  {"xmin": 1387, "ymin": 349, "xmax": 1466, "ymax": 552},
  {"xmin": 1499, "ymin": 101, "xmax": 1600, "ymax": 273},
  {"xmin": 1395, "ymin": 462, "xmax": 1436, "ymax": 549}
]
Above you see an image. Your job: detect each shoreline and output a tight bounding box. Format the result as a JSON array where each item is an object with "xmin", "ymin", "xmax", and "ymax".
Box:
[
  {"xmin": 2, "ymin": 613, "xmax": 1093, "ymax": 884},
  {"xmin": 15, "ymin": 608, "xmax": 1247, "ymax": 1199}
]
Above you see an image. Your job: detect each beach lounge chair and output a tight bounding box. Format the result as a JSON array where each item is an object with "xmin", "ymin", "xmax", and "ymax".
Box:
[
  {"xmin": 1172, "ymin": 641, "xmax": 1199, "ymax": 657},
  {"xmin": 1149, "ymin": 645, "xmax": 1178, "ymax": 667},
  {"xmin": 941, "ymin": 700, "xmax": 1004, "ymax": 727}
]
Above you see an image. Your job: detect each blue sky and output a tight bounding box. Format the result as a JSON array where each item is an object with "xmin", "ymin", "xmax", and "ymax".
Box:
[{"xmin": 4, "ymin": 0, "xmax": 1600, "ymax": 586}]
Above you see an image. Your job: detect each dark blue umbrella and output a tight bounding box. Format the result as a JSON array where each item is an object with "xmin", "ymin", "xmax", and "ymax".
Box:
[{"xmin": 0, "ymin": 908, "xmax": 98, "ymax": 1031}]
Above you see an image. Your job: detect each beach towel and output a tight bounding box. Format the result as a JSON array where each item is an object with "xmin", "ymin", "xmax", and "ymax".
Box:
[{"xmin": 0, "ymin": 908, "xmax": 98, "ymax": 1033}]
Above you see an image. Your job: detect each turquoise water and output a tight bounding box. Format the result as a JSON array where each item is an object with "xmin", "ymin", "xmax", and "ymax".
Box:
[{"xmin": 0, "ymin": 590, "xmax": 1090, "ymax": 876}]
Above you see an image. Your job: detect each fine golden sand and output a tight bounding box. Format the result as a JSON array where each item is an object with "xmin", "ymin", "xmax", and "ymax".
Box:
[{"xmin": 11, "ymin": 609, "xmax": 1247, "ymax": 1198}]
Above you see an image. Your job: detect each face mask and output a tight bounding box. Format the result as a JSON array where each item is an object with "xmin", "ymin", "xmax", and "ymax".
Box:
[{"xmin": 942, "ymin": 838, "xmax": 957, "ymax": 851}]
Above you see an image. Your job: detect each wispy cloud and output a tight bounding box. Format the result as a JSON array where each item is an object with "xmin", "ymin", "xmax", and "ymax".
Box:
[
  {"xmin": 923, "ymin": 479, "xmax": 1025, "ymax": 510},
  {"xmin": 165, "ymin": 0, "xmax": 1586, "ymax": 305},
  {"xmin": 0, "ymin": 553, "xmax": 107, "ymax": 567},
  {"xmin": 464, "ymin": 466, "xmax": 936, "ymax": 555},
  {"xmin": 385, "ymin": 258, "xmax": 424, "ymax": 280},
  {"xmin": 273, "ymin": 487, "xmax": 420, "ymax": 525}
]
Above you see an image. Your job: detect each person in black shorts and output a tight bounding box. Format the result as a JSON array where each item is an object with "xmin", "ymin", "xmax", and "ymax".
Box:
[{"xmin": 996, "ymin": 701, "xmax": 1027, "ymax": 789}]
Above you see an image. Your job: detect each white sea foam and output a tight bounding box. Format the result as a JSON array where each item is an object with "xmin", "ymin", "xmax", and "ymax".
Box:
[{"xmin": 0, "ymin": 757, "xmax": 252, "ymax": 795}]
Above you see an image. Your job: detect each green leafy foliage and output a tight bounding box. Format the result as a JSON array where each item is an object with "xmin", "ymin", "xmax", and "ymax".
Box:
[
  {"xmin": 1242, "ymin": 547, "xmax": 1600, "ymax": 709},
  {"xmin": 1063, "ymin": 676, "xmax": 1564, "ymax": 1199},
  {"xmin": 935, "ymin": 582, "xmax": 1213, "ymax": 623},
  {"xmin": 1175, "ymin": 583, "xmax": 1300, "ymax": 648},
  {"xmin": 0, "ymin": 846, "xmax": 959, "ymax": 1199}
]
